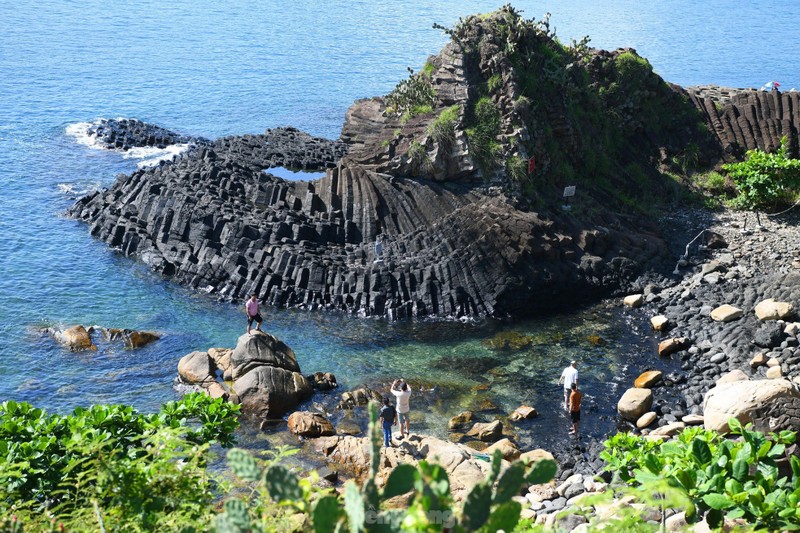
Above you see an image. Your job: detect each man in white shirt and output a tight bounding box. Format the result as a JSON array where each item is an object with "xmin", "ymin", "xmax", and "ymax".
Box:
[
  {"xmin": 390, "ymin": 379, "xmax": 412, "ymax": 439},
  {"xmin": 558, "ymin": 361, "xmax": 579, "ymax": 411}
]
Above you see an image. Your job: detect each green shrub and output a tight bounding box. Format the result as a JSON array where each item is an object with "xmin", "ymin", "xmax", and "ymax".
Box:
[
  {"xmin": 1, "ymin": 394, "xmax": 239, "ymax": 530},
  {"xmin": 386, "ymin": 67, "xmax": 436, "ymax": 120},
  {"xmin": 217, "ymin": 402, "xmax": 557, "ymax": 532},
  {"xmin": 722, "ymin": 136, "xmax": 800, "ymax": 211},
  {"xmin": 507, "ymin": 155, "xmax": 528, "ymax": 182},
  {"xmin": 408, "ymin": 140, "xmax": 433, "ymax": 174},
  {"xmin": 487, "ymin": 74, "xmax": 503, "ymax": 94},
  {"xmin": 427, "ymin": 105, "xmax": 460, "ymax": 149},
  {"xmin": 601, "ymin": 419, "xmax": 800, "ymax": 530},
  {"xmin": 467, "ymin": 97, "xmax": 502, "ymax": 173}
]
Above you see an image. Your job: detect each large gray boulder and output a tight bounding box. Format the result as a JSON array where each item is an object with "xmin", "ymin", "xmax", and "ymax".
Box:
[
  {"xmin": 233, "ymin": 365, "xmax": 312, "ymax": 419},
  {"xmin": 231, "ymin": 332, "xmax": 300, "ymax": 379}
]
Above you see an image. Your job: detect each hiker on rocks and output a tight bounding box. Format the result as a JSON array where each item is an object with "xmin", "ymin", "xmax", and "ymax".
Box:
[
  {"xmin": 391, "ymin": 379, "xmax": 411, "ymax": 439},
  {"xmin": 569, "ymin": 382, "xmax": 582, "ymax": 436},
  {"xmin": 558, "ymin": 360, "xmax": 579, "ymax": 411},
  {"xmin": 379, "ymin": 397, "xmax": 397, "ymax": 448},
  {"xmin": 245, "ymin": 294, "xmax": 263, "ymax": 335}
]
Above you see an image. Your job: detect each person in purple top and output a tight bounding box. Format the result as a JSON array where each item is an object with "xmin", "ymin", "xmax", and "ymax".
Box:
[{"xmin": 245, "ymin": 294, "xmax": 263, "ymax": 334}]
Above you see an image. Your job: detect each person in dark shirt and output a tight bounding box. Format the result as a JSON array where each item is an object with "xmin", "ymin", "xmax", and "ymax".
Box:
[
  {"xmin": 379, "ymin": 397, "xmax": 397, "ymax": 448},
  {"xmin": 569, "ymin": 382, "xmax": 583, "ymax": 436}
]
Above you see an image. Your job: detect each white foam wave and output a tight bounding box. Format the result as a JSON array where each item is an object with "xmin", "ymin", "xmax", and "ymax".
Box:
[
  {"xmin": 125, "ymin": 143, "xmax": 189, "ymax": 168},
  {"xmin": 57, "ymin": 180, "xmax": 101, "ymax": 197},
  {"xmin": 65, "ymin": 121, "xmax": 105, "ymax": 150},
  {"xmin": 57, "ymin": 183, "xmax": 75, "ymax": 194}
]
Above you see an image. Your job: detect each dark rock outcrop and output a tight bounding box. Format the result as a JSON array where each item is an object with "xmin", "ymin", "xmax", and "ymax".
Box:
[
  {"xmin": 688, "ymin": 85, "xmax": 800, "ymax": 160},
  {"xmin": 85, "ymin": 118, "xmax": 206, "ymax": 151}
]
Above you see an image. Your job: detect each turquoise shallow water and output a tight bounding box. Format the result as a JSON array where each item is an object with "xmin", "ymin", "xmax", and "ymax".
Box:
[{"xmin": 1, "ymin": 0, "xmax": 799, "ymax": 448}]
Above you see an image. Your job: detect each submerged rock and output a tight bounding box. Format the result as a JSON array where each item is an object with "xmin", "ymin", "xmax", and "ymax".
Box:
[
  {"xmin": 287, "ymin": 411, "xmax": 335, "ymax": 438},
  {"xmin": 48, "ymin": 325, "xmax": 96, "ymax": 352}
]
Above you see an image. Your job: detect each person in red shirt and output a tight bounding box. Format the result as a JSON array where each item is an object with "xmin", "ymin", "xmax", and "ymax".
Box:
[{"xmin": 569, "ymin": 382, "xmax": 582, "ymax": 436}]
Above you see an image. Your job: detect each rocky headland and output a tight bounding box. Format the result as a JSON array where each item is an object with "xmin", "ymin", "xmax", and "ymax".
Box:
[{"xmin": 66, "ymin": 8, "xmax": 800, "ymax": 320}]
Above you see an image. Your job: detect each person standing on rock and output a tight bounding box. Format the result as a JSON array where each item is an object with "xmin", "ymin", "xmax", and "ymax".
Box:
[
  {"xmin": 391, "ymin": 379, "xmax": 412, "ymax": 439},
  {"xmin": 558, "ymin": 360, "xmax": 579, "ymax": 411},
  {"xmin": 245, "ymin": 294, "xmax": 263, "ymax": 335},
  {"xmin": 379, "ymin": 397, "xmax": 397, "ymax": 448},
  {"xmin": 569, "ymin": 383, "xmax": 582, "ymax": 436}
]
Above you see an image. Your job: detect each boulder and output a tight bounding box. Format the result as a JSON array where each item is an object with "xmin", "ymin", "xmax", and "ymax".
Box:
[
  {"xmin": 519, "ymin": 449, "xmax": 555, "ymax": 464},
  {"xmin": 648, "ymin": 422, "xmax": 685, "ymax": 437},
  {"xmin": 715, "ymin": 369, "xmax": 749, "ymax": 386},
  {"xmin": 307, "ymin": 372, "xmax": 338, "ymax": 391},
  {"xmin": 232, "ymin": 365, "xmax": 312, "ymax": 419},
  {"xmin": 754, "ymin": 322, "xmax": 785, "ymax": 348},
  {"xmin": 766, "ymin": 366, "xmax": 783, "ymax": 379},
  {"xmin": 650, "ymin": 315, "xmax": 670, "ymax": 331},
  {"xmin": 230, "ymin": 331, "xmax": 300, "ymax": 380},
  {"xmin": 509, "ymin": 405, "xmax": 539, "ymax": 422},
  {"xmin": 710, "ymin": 304, "xmax": 743, "ymax": 322},
  {"xmin": 52, "ymin": 325, "xmax": 96, "ymax": 351},
  {"xmin": 206, "ymin": 382, "xmax": 229, "ymax": 400},
  {"xmin": 703, "ymin": 379, "xmax": 800, "ymax": 433},
  {"xmin": 617, "ymin": 388, "xmax": 653, "ymax": 421},
  {"xmin": 125, "ymin": 330, "xmax": 160, "ymax": 349},
  {"xmin": 636, "ymin": 412, "xmax": 657, "ymax": 429},
  {"xmin": 177, "ymin": 351, "xmax": 215, "ymax": 384},
  {"xmin": 681, "ymin": 414, "xmax": 704, "ymax": 425},
  {"xmin": 658, "ymin": 337, "xmax": 690, "ymax": 357},
  {"xmin": 449, "ymin": 411, "xmax": 475, "ymax": 430},
  {"xmin": 750, "ymin": 352, "xmax": 768, "ymax": 367},
  {"xmin": 634, "ymin": 370, "xmax": 662, "ymax": 389},
  {"xmin": 484, "ymin": 438, "xmax": 520, "ymax": 461},
  {"xmin": 623, "ymin": 294, "xmax": 644, "ymax": 308},
  {"xmin": 704, "ymin": 231, "xmax": 728, "ymax": 249},
  {"xmin": 466, "ymin": 420, "xmax": 503, "ymax": 442},
  {"xmin": 754, "ymin": 298, "xmax": 794, "ymax": 321},
  {"xmin": 287, "ymin": 411, "xmax": 335, "ymax": 438}
]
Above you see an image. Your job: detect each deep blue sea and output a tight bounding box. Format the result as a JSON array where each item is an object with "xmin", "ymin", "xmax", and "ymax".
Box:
[{"xmin": 2, "ymin": 0, "xmax": 799, "ymax": 449}]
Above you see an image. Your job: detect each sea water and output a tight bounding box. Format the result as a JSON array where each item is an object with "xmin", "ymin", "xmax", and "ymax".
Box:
[{"xmin": 1, "ymin": 0, "xmax": 798, "ymax": 450}]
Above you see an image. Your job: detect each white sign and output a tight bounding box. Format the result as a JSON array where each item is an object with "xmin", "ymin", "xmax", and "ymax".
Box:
[{"xmin": 563, "ymin": 186, "xmax": 576, "ymax": 198}]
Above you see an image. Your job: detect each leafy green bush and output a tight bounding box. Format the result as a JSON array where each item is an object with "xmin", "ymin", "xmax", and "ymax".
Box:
[
  {"xmin": 722, "ymin": 136, "xmax": 800, "ymax": 211},
  {"xmin": 601, "ymin": 419, "xmax": 800, "ymax": 530},
  {"xmin": 385, "ymin": 67, "xmax": 436, "ymax": 121},
  {"xmin": 217, "ymin": 402, "xmax": 557, "ymax": 532},
  {"xmin": 1, "ymin": 393, "xmax": 239, "ymax": 530}
]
